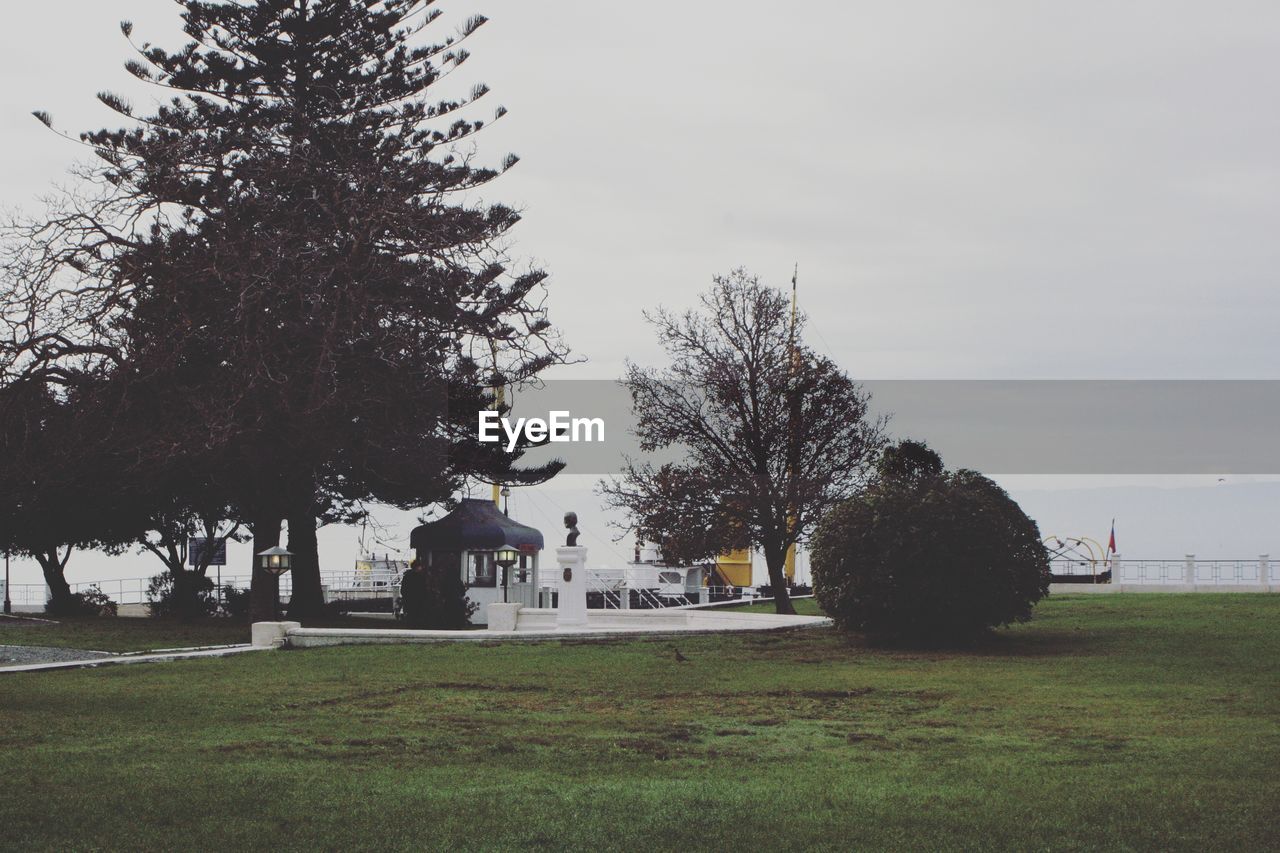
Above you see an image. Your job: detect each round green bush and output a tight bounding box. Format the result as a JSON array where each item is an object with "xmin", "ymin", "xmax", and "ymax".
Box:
[{"xmin": 812, "ymin": 467, "xmax": 1049, "ymax": 643}]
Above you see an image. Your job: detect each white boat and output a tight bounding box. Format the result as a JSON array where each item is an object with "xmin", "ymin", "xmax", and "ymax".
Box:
[{"xmin": 320, "ymin": 556, "xmax": 407, "ymax": 608}]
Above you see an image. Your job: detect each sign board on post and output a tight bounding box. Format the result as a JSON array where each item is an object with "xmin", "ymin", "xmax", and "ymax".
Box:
[{"xmin": 188, "ymin": 537, "xmax": 227, "ymax": 567}]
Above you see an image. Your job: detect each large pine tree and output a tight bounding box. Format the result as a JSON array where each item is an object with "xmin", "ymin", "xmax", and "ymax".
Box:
[{"xmin": 10, "ymin": 1, "xmax": 564, "ymax": 620}]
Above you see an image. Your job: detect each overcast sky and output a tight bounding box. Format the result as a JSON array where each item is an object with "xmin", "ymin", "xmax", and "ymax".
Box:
[
  {"xmin": 3, "ymin": 2, "xmax": 1279, "ymax": 587},
  {"xmin": 5, "ymin": 1, "xmax": 1280, "ymax": 379}
]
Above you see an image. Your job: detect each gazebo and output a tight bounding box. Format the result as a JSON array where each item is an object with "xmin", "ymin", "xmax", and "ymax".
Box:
[{"xmin": 409, "ymin": 498, "xmax": 545, "ymax": 622}]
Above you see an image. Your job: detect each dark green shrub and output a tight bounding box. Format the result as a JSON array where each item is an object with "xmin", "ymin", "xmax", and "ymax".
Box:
[
  {"xmin": 78, "ymin": 586, "xmax": 119, "ymax": 617},
  {"xmin": 401, "ymin": 565, "xmax": 478, "ymax": 629},
  {"xmin": 219, "ymin": 585, "xmax": 251, "ymax": 621},
  {"xmin": 147, "ymin": 571, "xmax": 218, "ymax": 618},
  {"xmin": 46, "ymin": 586, "xmax": 118, "ymax": 617},
  {"xmin": 812, "ymin": 462, "xmax": 1049, "ymax": 644}
]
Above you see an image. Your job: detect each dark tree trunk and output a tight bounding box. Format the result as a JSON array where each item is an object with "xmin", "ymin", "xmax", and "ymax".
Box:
[
  {"xmin": 249, "ymin": 516, "xmax": 282, "ymax": 623},
  {"xmin": 170, "ymin": 567, "xmax": 205, "ymax": 621},
  {"xmin": 764, "ymin": 543, "xmax": 796, "ymax": 615},
  {"xmin": 285, "ymin": 510, "xmax": 324, "ymax": 621},
  {"xmin": 36, "ymin": 548, "xmax": 74, "ymax": 613},
  {"xmin": 169, "ymin": 539, "xmax": 204, "ymax": 621}
]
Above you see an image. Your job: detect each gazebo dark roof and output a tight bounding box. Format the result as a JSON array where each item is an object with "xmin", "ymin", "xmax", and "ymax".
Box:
[{"xmin": 409, "ymin": 498, "xmax": 545, "ymax": 553}]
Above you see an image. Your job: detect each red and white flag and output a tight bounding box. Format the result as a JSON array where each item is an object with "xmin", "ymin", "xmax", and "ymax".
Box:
[{"xmin": 1107, "ymin": 519, "xmax": 1117, "ymax": 554}]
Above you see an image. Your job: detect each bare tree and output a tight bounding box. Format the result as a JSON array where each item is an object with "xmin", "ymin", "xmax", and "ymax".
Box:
[
  {"xmin": 599, "ymin": 462, "xmax": 749, "ymax": 570},
  {"xmin": 601, "ymin": 269, "xmax": 886, "ymax": 614}
]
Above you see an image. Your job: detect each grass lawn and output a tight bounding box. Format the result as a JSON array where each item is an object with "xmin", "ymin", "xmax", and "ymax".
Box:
[
  {"xmin": 719, "ymin": 597, "xmax": 824, "ymax": 616},
  {"xmin": 0, "ymin": 616, "xmax": 250, "ymax": 653},
  {"xmin": 2, "ymin": 595, "xmax": 1278, "ymax": 851}
]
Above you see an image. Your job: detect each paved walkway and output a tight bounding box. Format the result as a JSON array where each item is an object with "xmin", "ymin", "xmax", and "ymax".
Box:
[
  {"xmin": 279, "ymin": 609, "xmax": 833, "ymax": 649},
  {"xmin": 0, "ymin": 645, "xmax": 115, "ymax": 667},
  {"xmin": 0, "ymin": 644, "xmax": 264, "ymax": 674}
]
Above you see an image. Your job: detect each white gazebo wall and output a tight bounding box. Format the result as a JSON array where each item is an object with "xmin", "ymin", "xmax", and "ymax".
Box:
[{"xmin": 458, "ymin": 548, "xmax": 541, "ymax": 625}]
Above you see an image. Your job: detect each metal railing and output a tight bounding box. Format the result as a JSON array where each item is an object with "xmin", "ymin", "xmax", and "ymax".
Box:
[
  {"xmin": 1049, "ymin": 558, "xmax": 1106, "ymax": 577},
  {"xmin": 1112, "ymin": 559, "xmax": 1264, "ymax": 585},
  {"xmin": 1050, "ymin": 556, "xmax": 1272, "ymax": 586},
  {"xmin": 3, "ymin": 583, "xmax": 53, "ymax": 607},
  {"xmin": 1111, "ymin": 560, "xmax": 1180, "ymax": 584},
  {"xmin": 35, "ymin": 555, "xmax": 1275, "ymax": 612},
  {"xmin": 1192, "ymin": 560, "xmax": 1262, "ymax": 585},
  {"xmin": 584, "ymin": 568, "xmax": 625, "ymax": 609},
  {"xmin": 3, "ymin": 568, "xmax": 403, "ymax": 610},
  {"xmin": 557, "ymin": 569, "xmax": 716, "ymax": 609}
]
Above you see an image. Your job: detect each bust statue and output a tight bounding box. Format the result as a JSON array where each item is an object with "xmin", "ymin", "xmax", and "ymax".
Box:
[{"xmin": 564, "ymin": 511, "xmax": 580, "ymax": 547}]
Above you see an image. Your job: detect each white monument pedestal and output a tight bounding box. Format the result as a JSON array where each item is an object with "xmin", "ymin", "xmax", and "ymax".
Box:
[
  {"xmin": 555, "ymin": 546, "xmax": 589, "ymax": 628},
  {"xmin": 251, "ymin": 621, "xmax": 300, "ymax": 648},
  {"xmin": 486, "ymin": 602, "xmax": 521, "ymax": 632}
]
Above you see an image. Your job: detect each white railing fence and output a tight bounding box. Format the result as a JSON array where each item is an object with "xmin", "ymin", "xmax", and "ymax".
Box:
[
  {"xmin": 21, "ymin": 555, "xmax": 1272, "ymax": 612},
  {"xmin": 1052, "ymin": 554, "xmax": 1272, "ymax": 586},
  {"xmin": 2, "ymin": 568, "xmax": 400, "ymax": 609},
  {"xmin": 1048, "ymin": 558, "xmax": 1108, "ymax": 577}
]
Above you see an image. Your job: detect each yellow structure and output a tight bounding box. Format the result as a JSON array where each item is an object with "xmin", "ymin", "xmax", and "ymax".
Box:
[
  {"xmin": 714, "ymin": 548, "xmax": 753, "ymax": 587},
  {"xmin": 712, "ymin": 546, "xmax": 795, "ymax": 587}
]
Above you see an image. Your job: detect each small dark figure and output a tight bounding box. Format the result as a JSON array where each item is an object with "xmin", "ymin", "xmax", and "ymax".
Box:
[
  {"xmin": 400, "ymin": 559, "xmax": 428, "ymax": 628},
  {"xmin": 673, "ymin": 648, "xmax": 689, "ymax": 663},
  {"xmin": 564, "ymin": 511, "xmax": 580, "ymax": 547}
]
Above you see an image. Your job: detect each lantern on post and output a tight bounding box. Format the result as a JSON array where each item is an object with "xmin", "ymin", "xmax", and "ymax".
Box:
[
  {"xmin": 496, "ymin": 546, "xmax": 518, "ymax": 603},
  {"xmin": 257, "ymin": 546, "xmax": 293, "ymax": 619}
]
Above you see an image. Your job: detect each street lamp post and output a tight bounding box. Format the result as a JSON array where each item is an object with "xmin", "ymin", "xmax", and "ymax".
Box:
[
  {"xmin": 4, "ymin": 550, "xmax": 10, "ymax": 615},
  {"xmin": 496, "ymin": 546, "xmax": 517, "ymax": 603},
  {"xmin": 257, "ymin": 546, "xmax": 293, "ymax": 621}
]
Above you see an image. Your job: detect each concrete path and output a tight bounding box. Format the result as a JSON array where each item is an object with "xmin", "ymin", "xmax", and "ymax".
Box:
[
  {"xmin": 272, "ymin": 608, "xmax": 833, "ymax": 650},
  {"xmin": 0, "ymin": 645, "xmax": 115, "ymax": 667},
  {"xmin": 0, "ymin": 644, "xmax": 264, "ymax": 674}
]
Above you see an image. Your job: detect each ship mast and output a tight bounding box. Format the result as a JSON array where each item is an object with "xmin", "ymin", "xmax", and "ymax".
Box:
[
  {"xmin": 784, "ymin": 264, "xmax": 799, "ymax": 582},
  {"xmin": 490, "ymin": 340, "xmax": 504, "ymax": 509}
]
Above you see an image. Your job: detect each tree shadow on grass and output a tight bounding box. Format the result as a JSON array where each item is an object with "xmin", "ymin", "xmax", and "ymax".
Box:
[
  {"xmin": 721, "ymin": 624, "xmax": 1103, "ymax": 665},
  {"xmin": 827, "ymin": 624, "xmax": 1105, "ymax": 660}
]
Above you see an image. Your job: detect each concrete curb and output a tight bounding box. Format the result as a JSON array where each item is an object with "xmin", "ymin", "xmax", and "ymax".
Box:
[
  {"xmin": 0, "ymin": 614, "xmax": 61, "ymax": 625},
  {"xmin": 284, "ymin": 622, "xmax": 833, "ymax": 648},
  {"xmin": 274, "ymin": 609, "xmax": 833, "ymax": 649},
  {"xmin": 0, "ymin": 644, "xmax": 264, "ymax": 674},
  {"xmin": 677, "ymin": 594, "xmax": 816, "ymax": 611}
]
